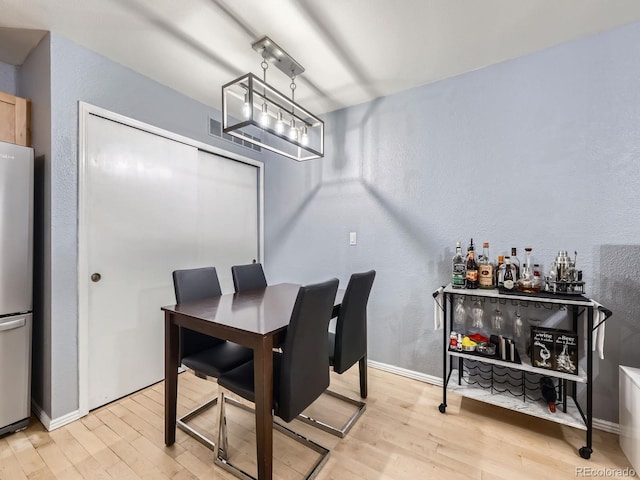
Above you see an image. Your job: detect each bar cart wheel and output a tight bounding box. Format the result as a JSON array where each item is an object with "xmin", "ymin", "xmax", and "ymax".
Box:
[
  {"xmin": 438, "ymin": 403, "xmax": 446, "ymax": 414},
  {"xmin": 579, "ymin": 447, "xmax": 592, "ymax": 460}
]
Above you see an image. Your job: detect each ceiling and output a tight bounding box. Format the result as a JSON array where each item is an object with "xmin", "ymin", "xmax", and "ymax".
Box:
[{"xmin": 2, "ymin": 0, "xmax": 640, "ymax": 115}]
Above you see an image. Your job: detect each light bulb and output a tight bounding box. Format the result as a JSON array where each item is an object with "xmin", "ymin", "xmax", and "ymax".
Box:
[
  {"xmin": 275, "ymin": 110, "xmax": 285, "ymax": 134},
  {"xmin": 288, "ymin": 118, "xmax": 298, "ymax": 140},
  {"xmin": 242, "ymin": 93, "xmax": 251, "ymax": 119},
  {"xmin": 301, "ymin": 126, "xmax": 309, "ymax": 146},
  {"xmin": 259, "ymin": 103, "xmax": 269, "ymax": 127}
]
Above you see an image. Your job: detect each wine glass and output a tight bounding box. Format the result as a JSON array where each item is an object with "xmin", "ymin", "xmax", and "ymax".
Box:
[
  {"xmin": 453, "ymin": 296, "xmax": 467, "ymax": 333},
  {"xmin": 491, "ymin": 308, "xmax": 504, "ymax": 335},
  {"xmin": 471, "ymin": 299, "xmax": 484, "ymax": 331}
]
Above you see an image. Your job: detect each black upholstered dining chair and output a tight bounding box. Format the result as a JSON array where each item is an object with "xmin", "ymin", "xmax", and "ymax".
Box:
[
  {"xmin": 214, "ymin": 278, "xmax": 339, "ymax": 480},
  {"xmin": 231, "ymin": 262, "xmax": 267, "ymax": 292},
  {"xmin": 172, "ymin": 267, "xmax": 254, "ymax": 450},
  {"xmin": 298, "ymin": 269, "xmax": 376, "ymax": 438}
]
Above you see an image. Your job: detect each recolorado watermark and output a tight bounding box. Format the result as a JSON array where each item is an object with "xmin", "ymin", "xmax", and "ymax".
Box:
[{"xmin": 575, "ymin": 467, "xmax": 636, "ymax": 477}]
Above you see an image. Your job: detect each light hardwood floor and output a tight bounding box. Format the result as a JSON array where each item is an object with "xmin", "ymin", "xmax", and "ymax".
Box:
[{"xmin": 0, "ymin": 367, "xmax": 635, "ymax": 479}]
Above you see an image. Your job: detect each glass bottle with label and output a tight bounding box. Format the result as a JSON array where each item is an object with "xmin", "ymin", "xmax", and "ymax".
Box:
[
  {"xmin": 478, "ymin": 242, "xmax": 495, "ymax": 289},
  {"xmin": 451, "ymin": 241, "xmax": 466, "ymax": 288},
  {"xmin": 495, "ymin": 255, "xmax": 505, "ymax": 287},
  {"xmin": 511, "ymin": 247, "xmax": 521, "ymax": 280},
  {"xmin": 502, "ymin": 257, "xmax": 516, "ymax": 291},
  {"xmin": 465, "ymin": 239, "xmax": 479, "ymax": 289}
]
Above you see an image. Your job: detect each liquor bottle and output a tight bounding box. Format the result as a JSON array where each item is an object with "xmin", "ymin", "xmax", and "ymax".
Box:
[
  {"xmin": 495, "ymin": 255, "xmax": 505, "ymax": 287},
  {"xmin": 465, "ymin": 238, "xmax": 479, "ymax": 289},
  {"xmin": 451, "ymin": 241, "xmax": 466, "ymax": 288},
  {"xmin": 503, "ymin": 257, "xmax": 516, "ymax": 291},
  {"xmin": 478, "ymin": 242, "xmax": 495, "ymax": 289},
  {"xmin": 511, "ymin": 247, "xmax": 521, "ymax": 280}
]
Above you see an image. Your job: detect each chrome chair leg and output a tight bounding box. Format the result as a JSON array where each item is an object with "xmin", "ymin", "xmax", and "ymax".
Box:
[
  {"xmin": 296, "ymin": 389, "xmax": 366, "ymax": 438},
  {"xmin": 214, "ymin": 390, "xmax": 228, "ymax": 461},
  {"xmin": 177, "ymin": 396, "xmax": 218, "ymax": 450},
  {"xmin": 214, "ymin": 387, "xmax": 330, "ymax": 480},
  {"xmin": 272, "ymin": 422, "xmax": 330, "ymax": 480}
]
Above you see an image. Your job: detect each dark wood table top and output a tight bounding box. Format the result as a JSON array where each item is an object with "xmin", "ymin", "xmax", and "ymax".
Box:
[{"xmin": 162, "ymin": 283, "xmax": 344, "ymax": 335}]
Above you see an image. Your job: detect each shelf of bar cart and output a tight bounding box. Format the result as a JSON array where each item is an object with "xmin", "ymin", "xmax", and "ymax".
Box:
[{"xmin": 446, "ymin": 349, "xmax": 587, "ymax": 430}]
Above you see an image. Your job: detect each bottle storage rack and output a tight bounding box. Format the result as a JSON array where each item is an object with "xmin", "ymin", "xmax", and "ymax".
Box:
[
  {"xmin": 447, "ymin": 359, "xmax": 585, "ymax": 430},
  {"xmin": 434, "ymin": 284, "xmax": 612, "ymax": 460}
]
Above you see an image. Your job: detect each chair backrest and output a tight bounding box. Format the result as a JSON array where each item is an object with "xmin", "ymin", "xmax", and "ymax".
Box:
[
  {"xmin": 333, "ymin": 270, "xmax": 376, "ymax": 374},
  {"xmin": 173, "ymin": 267, "xmax": 222, "ymax": 303},
  {"xmin": 277, "ymin": 278, "xmax": 339, "ymax": 422},
  {"xmin": 172, "ymin": 267, "xmax": 225, "ymax": 357},
  {"xmin": 231, "ymin": 263, "xmax": 267, "ymax": 293}
]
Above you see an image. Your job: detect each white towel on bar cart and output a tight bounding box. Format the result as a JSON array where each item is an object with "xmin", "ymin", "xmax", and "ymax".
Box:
[
  {"xmin": 591, "ymin": 300, "xmax": 606, "ymax": 360},
  {"xmin": 433, "ymin": 286, "xmax": 444, "ymax": 330}
]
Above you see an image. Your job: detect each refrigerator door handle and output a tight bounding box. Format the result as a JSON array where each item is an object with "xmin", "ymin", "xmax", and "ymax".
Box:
[{"xmin": 0, "ymin": 317, "xmax": 26, "ymax": 332}]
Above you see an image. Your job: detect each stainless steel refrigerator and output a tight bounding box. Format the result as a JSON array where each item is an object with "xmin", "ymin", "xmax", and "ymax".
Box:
[{"xmin": 0, "ymin": 140, "xmax": 33, "ymax": 436}]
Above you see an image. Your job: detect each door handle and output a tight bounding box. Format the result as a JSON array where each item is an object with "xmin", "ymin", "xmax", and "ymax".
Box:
[
  {"xmin": 0, "ymin": 317, "xmax": 26, "ymax": 332},
  {"xmin": 91, "ymin": 273, "xmax": 102, "ymax": 282}
]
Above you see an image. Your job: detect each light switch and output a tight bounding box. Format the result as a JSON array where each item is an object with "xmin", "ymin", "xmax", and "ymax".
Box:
[{"xmin": 349, "ymin": 231, "xmax": 357, "ymax": 245}]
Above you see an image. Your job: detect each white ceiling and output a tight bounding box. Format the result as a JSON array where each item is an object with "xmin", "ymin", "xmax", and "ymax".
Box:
[{"xmin": 2, "ymin": 0, "xmax": 640, "ymax": 115}]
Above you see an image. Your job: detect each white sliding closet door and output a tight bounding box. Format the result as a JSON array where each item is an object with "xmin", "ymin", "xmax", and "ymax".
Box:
[
  {"xmin": 84, "ymin": 114, "xmax": 260, "ymax": 410},
  {"xmin": 195, "ymin": 150, "xmax": 259, "ymax": 292}
]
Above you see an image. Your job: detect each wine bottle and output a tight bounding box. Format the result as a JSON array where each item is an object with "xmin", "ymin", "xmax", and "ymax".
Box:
[{"xmin": 465, "ymin": 238, "xmax": 479, "ymax": 289}]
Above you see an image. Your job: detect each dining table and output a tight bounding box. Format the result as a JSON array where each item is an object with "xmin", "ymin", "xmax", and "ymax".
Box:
[{"xmin": 161, "ymin": 282, "xmax": 343, "ymax": 480}]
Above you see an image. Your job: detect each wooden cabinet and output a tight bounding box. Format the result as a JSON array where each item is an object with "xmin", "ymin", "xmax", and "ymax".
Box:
[{"xmin": 0, "ymin": 91, "xmax": 31, "ymax": 147}]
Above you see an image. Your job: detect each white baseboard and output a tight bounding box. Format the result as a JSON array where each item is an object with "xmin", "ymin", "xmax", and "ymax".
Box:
[
  {"xmin": 367, "ymin": 360, "xmax": 619, "ymax": 435},
  {"xmin": 31, "ymin": 400, "xmax": 84, "ymax": 431},
  {"xmin": 368, "ymin": 359, "xmax": 442, "ymax": 386},
  {"xmin": 593, "ymin": 418, "xmax": 619, "ymax": 435}
]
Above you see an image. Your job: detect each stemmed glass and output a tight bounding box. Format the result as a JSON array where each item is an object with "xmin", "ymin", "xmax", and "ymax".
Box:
[
  {"xmin": 471, "ymin": 299, "xmax": 484, "ymax": 331},
  {"xmin": 453, "ymin": 296, "xmax": 467, "ymax": 333},
  {"xmin": 491, "ymin": 308, "xmax": 504, "ymax": 335}
]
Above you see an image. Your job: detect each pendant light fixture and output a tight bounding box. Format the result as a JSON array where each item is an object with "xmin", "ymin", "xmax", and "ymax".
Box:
[{"xmin": 222, "ymin": 36, "xmax": 324, "ymax": 161}]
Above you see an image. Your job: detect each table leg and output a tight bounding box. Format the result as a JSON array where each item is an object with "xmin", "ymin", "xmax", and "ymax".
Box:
[
  {"xmin": 254, "ymin": 335, "xmax": 274, "ymax": 480},
  {"xmin": 164, "ymin": 311, "xmax": 179, "ymax": 446}
]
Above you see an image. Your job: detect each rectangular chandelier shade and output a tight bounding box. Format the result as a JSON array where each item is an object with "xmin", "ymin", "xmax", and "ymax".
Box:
[{"xmin": 222, "ymin": 73, "xmax": 324, "ymax": 161}]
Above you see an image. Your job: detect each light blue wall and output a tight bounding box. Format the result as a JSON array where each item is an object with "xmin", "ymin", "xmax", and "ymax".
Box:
[
  {"xmin": 264, "ymin": 22, "xmax": 640, "ymax": 423},
  {"xmin": 0, "ymin": 61, "xmax": 17, "ymax": 94}
]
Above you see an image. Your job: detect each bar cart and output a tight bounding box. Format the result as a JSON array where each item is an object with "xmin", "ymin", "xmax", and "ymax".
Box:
[{"xmin": 434, "ymin": 284, "xmax": 612, "ymax": 460}]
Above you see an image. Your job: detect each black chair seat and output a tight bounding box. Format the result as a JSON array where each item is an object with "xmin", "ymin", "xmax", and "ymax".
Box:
[
  {"xmin": 217, "ymin": 353, "xmax": 282, "ymax": 406},
  {"xmin": 183, "ymin": 342, "xmax": 255, "ymax": 378}
]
